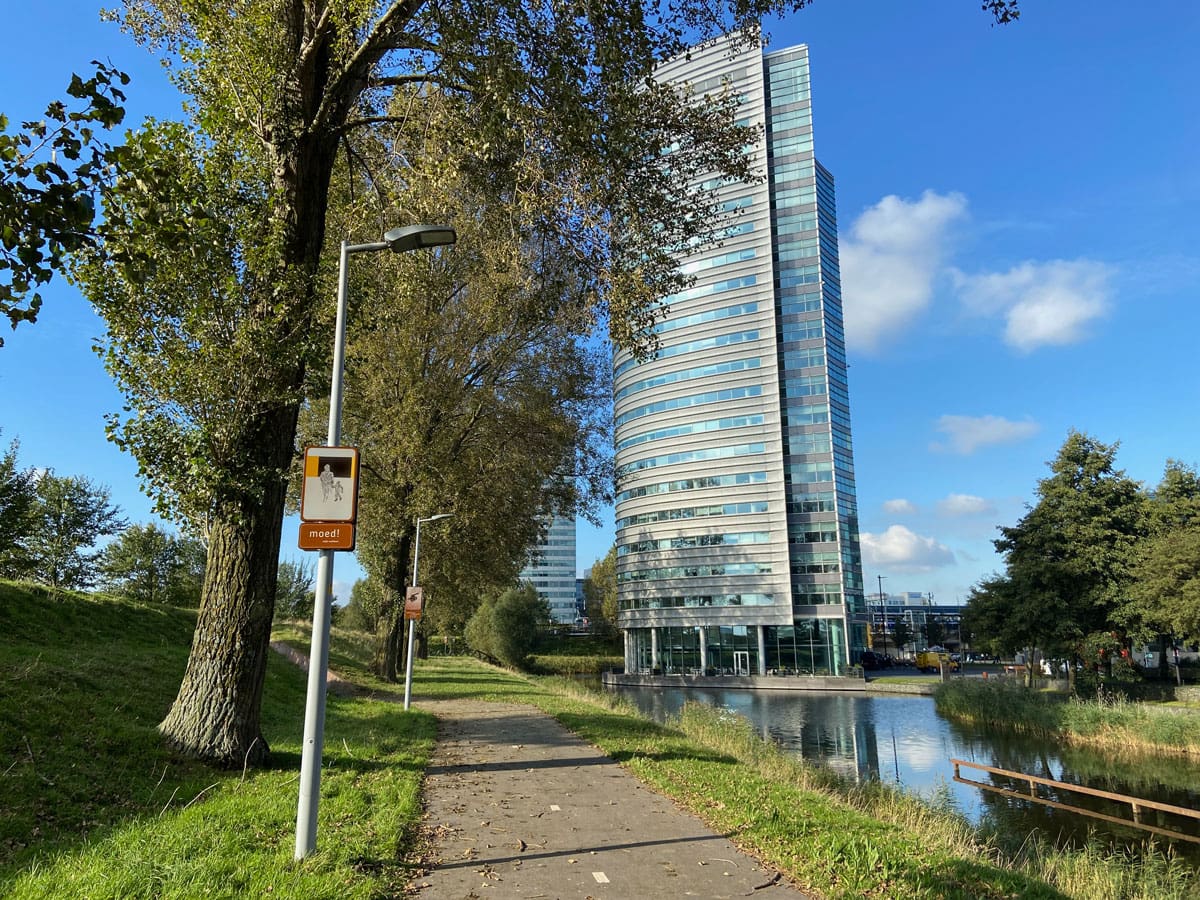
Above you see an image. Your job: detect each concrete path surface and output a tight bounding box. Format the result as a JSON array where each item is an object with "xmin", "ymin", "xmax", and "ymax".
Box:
[{"xmin": 407, "ymin": 698, "xmax": 810, "ymax": 899}]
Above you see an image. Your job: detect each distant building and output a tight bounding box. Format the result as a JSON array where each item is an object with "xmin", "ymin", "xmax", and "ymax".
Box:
[
  {"xmin": 866, "ymin": 592, "xmax": 965, "ymax": 654},
  {"xmin": 613, "ymin": 35, "xmax": 864, "ymax": 676},
  {"xmin": 519, "ymin": 515, "xmax": 578, "ymax": 624}
]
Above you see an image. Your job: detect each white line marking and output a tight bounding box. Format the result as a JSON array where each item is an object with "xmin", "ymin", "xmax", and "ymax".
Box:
[
  {"xmin": 550, "ymin": 804, "xmax": 561, "ymax": 811},
  {"xmin": 593, "ymin": 872, "xmax": 610, "ymax": 883}
]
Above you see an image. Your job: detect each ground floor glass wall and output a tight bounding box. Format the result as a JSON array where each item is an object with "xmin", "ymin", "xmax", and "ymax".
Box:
[
  {"xmin": 764, "ymin": 618, "xmax": 845, "ymax": 675},
  {"xmin": 627, "ymin": 617, "xmax": 846, "ymax": 676}
]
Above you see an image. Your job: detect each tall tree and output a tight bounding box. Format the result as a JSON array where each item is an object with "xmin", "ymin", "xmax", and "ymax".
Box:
[
  {"xmin": 1125, "ymin": 461, "xmax": 1200, "ymax": 655},
  {"xmin": 274, "ymin": 558, "xmax": 317, "ymax": 620},
  {"xmin": 965, "ymin": 431, "xmax": 1147, "ymax": 688},
  {"xmin": 102, "ymin": 524, "xmax": 206, "ymax": 605},
  {"xmin": 583, "ymin": 545, "xmax": 618, "ymax": 634},
  {"xmin": 23, "ymin": 473, "xmax": 126, "ymax": 591},
  {"xmin": 305, "ymin": 89, "xmax": 612, "ymax": 679},
  {"xmin": 63, "ymin": 0, "xmax": 1020, "ymax": 765},
  {"xmin": 0, "ymin": 437, "xmax": 37, "ymax": 573}
]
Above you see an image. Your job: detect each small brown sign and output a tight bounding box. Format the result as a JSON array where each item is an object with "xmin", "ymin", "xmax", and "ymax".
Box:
[
  {"xmin": 299, "ymin": 522, "xmax": 355, "ymax": 551},
  {"xmin": 404, "ymin": 586, "xmax": 424, "ymax": 620}
]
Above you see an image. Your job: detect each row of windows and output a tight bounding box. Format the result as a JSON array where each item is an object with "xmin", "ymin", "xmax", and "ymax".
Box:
[
  {"xmin": 784, "ymin": 347, "xmax": 825, "ymax": 370},
  {"xmin": 680, "ymin": 247, "xmax": 757, "ymax": 276},
  {"xmin": 787, "ymin": 460, "xmax": 834, "ymax": 483},
  {"xmin": 619, "ymin": 561, "xmax": 773, "ymax": 584},
  {"xmin": 774, "ymin": 185, "xmax": 816, "ymax": 208},
  {"xmin": 718, "ymin": 195, "xmax": 754, "ymax": 214},
  {"xmin": 615, "ymin": 384, "xmax": 763, "ymax": 427},
  {"xmin": 776, "ymin": 238, "xmax": 819, "ymax": 264},
  {"xmin": 769, "ymin": 107, "xmax": 812, "ymax": 132},
  {"xmin": 778, "ymin": 266, "xmax": 821, "ymax": 290},
  {"xmin": 619, "ymin": 592, "xmax": 775, "ymax": 611},
  {"xmin": 793, "ymin": 584, "xmax": 842, "ymax": 605},
  {"xmin": 618, "ymin": 442, "xmax": 766, "ymax": 476},
  {"xmin": 785, "ymin": 431, "xmax": 832, "ymax": 455},
  {"xmin": 615, "ymin": 356, "xmax": 760, "ymax": 402},
  {"xmin": 779, "ymin": 294, "xmax": 821, "ymax": 317},
  {"xmin": 658, "ymin": 273, "xmax": 758, "ymax": 309},
  {"xmin": 616, "ymin": 499, "xmax": 769, "ymax": 530},
  {"xmin": 618, "ymin": 531, "xmax": 771, "ymax": 556},
  {"xmin": 616, "ymin": 470, "xmax": 767, "ymax": 504},
  {"xmin": 780, "ymin": 320, "xmax": 824, "ymax": 343},
  {"xmin": 789, "ymin": 523, "xmax": 839, "ymax": 544},
  {"xmin": 651, "ymin": 302, "xmax": 757, "ymax": 338},
  {"xmin": 772, "ymin": 160, "xmax": 815, "ymax": 183},
  {"xmin": 782, "ymin": 405, "xmax": 828, "ymax": 430},
  {"xmin": 787, "ymin": 491, "xmax": 836, "ymax": 514},
  {"xmin": 616, "ymin": 413, "xmax": 764, "ymax": 452},
  {"xmin": 782, "ymin": 373, "xmax": 826, "ymax": 399},
  {"xmin": 614, "ymin": 328, "xmax": 760, "ymax": 378},
  {"xmin": 792, "ymin": 559, "xmax": 840, "ymax": 575},
  {"xmin": 770, "ymin": 134, "xmax": 814, "ymax": 157}
]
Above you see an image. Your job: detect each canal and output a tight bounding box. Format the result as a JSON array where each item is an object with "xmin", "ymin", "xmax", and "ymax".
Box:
[{"xmin": 607, "ymin": 683, "xmax": 1200, "ymax": 859}]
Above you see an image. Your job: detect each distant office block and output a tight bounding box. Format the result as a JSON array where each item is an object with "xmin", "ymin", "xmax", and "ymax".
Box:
[{"xmin": 520, "ymin": 515, "xmax": 578, "ymax": 624}]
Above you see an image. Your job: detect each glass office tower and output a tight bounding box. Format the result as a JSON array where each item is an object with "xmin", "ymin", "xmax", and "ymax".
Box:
[
  {"xmin": 520, "ymin": 515, "xmax": 579, "ymax": 624},
  {"xmin": 613, "ymin": 35, "xmax": 865, "ymax": 675}
]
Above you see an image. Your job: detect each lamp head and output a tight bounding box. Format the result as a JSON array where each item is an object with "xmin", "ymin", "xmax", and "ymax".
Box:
[{"xmin": 384, "ymin": 224, "xmax": 457, "ymax": 253}]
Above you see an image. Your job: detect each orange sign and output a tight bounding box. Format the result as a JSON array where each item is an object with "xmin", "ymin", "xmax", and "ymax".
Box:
[
  {"xmin": 404, "ymin": 586, "xmax": 424, "ymax": 620},
  {"xmin": 298, "ymin": 522, "xmax": 356, "ymax": 551}
]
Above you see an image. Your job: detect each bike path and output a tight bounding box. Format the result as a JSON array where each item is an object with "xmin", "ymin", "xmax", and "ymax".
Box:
[{"xmin": 407, "ymin": 698, "xmax": 810, "ymax": 899}]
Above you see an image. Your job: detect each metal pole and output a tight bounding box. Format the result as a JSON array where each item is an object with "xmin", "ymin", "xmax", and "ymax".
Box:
[
  {"xmin": 403, "ymin": 519, "xmax": 423, "ymax": 710},
  {"xmin": 295, "ymin": 240, "xmax": 352, "ymax": 860}
]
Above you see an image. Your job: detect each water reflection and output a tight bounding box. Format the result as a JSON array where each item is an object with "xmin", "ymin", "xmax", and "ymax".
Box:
[{"xmin": 610, "ymin": 684, "xmax": 1200, "ymax": 859}]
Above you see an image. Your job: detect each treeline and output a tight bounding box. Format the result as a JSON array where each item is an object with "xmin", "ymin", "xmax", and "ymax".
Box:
[
  {"xmin": 0, "ymin": 435, "xmax": 205, "ymax": 603},
  {"xmin": 964, "ymin": 430, "xmax": 1200, "ymax": 692}
]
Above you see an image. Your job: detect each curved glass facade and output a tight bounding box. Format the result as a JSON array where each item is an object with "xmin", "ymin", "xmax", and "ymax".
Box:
[{"xmin": 614, "ymin": 36, "xmax": 865, "ymax": 676}]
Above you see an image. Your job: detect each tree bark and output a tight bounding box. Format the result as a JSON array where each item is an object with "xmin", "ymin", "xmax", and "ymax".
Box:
[{"xmin": 158, "ymin": 404, "xmax": 295, "ymax": 766}]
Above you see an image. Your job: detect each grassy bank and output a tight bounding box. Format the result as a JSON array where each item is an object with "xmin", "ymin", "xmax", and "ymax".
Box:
[
  {"xmin": 5, "ymin": 591, "xmax": 1197, "ymax": 898},
  {"xmin": 1, "ymin": 584, "xmax": 436, "ymax": 899},
  {"xmin": 935, "ymin": 678, "xmax": 1200, "ymax": 758}
]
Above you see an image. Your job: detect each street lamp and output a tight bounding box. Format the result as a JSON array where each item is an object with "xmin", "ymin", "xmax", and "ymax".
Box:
[
  {"xmin": 404, "ymin": 512, "xmax": 453, "ymax": 710},
  {"xmin": 295, "ymin": 225, "xmax": 455, "ymax": 861}
]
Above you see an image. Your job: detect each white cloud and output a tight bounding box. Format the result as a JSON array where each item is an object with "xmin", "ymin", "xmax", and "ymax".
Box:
[
  {"xmin": 840, "ymin": 190, "xmax": 967, "ymax": 353},
  {"xmin": 882, "ymin": 498, "xmax": 917, "ymax": 515},
  {"xmin": 937, "ymin": 493, "xmax": 996, "ymax": 517},
  {"xmin": 860, "ymin": 525, "xmax": 955, "ymax": 571},
  {"xmin": 953, "ymin": 259, "xmax": 1113, "ymax": 352},
  {"xmin": 931, "ymin": 414, "xmax": 1039, "ymax": 455}
]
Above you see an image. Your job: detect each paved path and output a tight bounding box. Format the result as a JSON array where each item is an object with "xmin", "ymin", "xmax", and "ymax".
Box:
[{"xmin": 407, "ymin": 699, "xmax": 809, "ymax": 899}]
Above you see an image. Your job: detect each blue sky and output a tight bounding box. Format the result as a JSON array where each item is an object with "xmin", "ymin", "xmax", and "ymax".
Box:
[{"xmin": 1, "ymin": 2, "xmax": 1197, "ymax": 604}]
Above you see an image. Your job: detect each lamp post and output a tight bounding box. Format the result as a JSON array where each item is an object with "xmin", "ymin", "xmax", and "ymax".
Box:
[
  {"xmin": 295, "ymin": 225, "xmax": 455, "ymax": 861},
  {"xmin": 404, "ymin": 512, "xmax": 453, "ymax": 710}
]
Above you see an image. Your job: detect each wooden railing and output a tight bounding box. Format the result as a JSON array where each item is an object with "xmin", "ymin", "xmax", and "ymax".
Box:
[{"xmin": 950, "ymin": 758, "xmax": 1200, "ymax": 845}]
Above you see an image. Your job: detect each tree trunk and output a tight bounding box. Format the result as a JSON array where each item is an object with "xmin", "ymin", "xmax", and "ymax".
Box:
[
  {"xmin": 158, "ymin": 405, "xmax": 294, "ymax": 766},
  {"xmin": 376, "ymin": 537, "xmax": 412, "ymax": 682}
]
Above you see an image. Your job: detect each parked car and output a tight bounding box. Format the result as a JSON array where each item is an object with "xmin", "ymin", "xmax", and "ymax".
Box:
[{"xmin": 859, "ymin": 650, "xmax": 888, "ymax": 670}]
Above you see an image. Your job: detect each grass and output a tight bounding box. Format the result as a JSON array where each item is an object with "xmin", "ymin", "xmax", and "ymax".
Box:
[
  {"xmin": 1, "ymin": 583, "xmax": 437, "ymax": 899},
  {"xmin": 4, "ymin": 591, "xmax": 1197, "ymax": 899},
  {"xmin": 934, "ymin": 678, "xmax": 1200, "ymax": 758}
]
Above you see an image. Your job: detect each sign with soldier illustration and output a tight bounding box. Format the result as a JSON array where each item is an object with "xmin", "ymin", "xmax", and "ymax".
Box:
[{"xmin": 300, "ymin": 446, "xmax": 360, "ymax": 523}]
